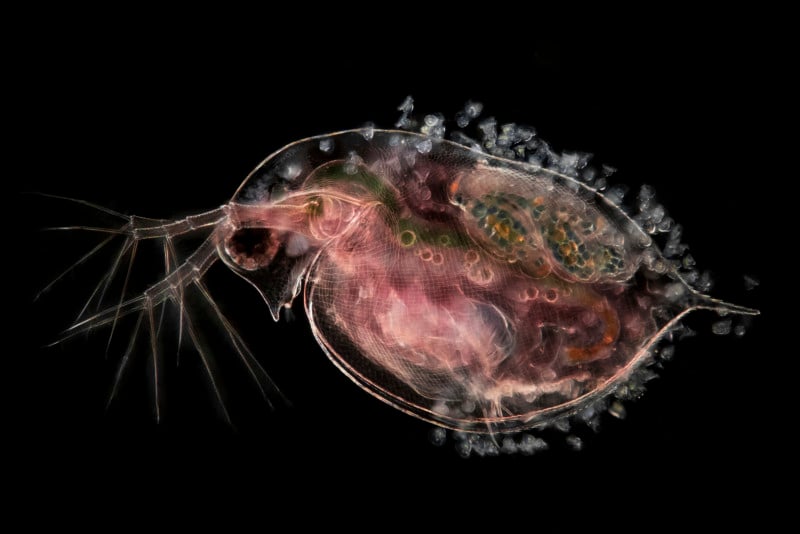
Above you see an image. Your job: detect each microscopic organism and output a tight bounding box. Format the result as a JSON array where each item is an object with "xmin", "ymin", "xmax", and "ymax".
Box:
[{"xmin": 40, "ymin": 99, "xmax": 759, "ymax": 456}]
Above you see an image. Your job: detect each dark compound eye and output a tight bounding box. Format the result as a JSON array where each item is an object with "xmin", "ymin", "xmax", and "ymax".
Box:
[{"xmin": 223, "ymin": 227, "xmax": 280, "ymax": 271}]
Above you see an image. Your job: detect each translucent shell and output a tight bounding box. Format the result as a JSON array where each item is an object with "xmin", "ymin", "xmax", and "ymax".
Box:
[{"xmin": 214, "ymin": 128, "xmax": 754, "ymax": 434}]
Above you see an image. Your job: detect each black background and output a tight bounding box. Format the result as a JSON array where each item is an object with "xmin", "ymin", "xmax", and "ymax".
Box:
[{"xmin": 13, "ymin": 10, "xmax": 783, "ymax": 522}]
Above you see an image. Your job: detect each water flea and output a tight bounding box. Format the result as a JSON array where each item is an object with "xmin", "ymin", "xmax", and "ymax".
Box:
[{"xmin": 38, "ymin": 97, "xmax": 760, "ymax": 457}]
